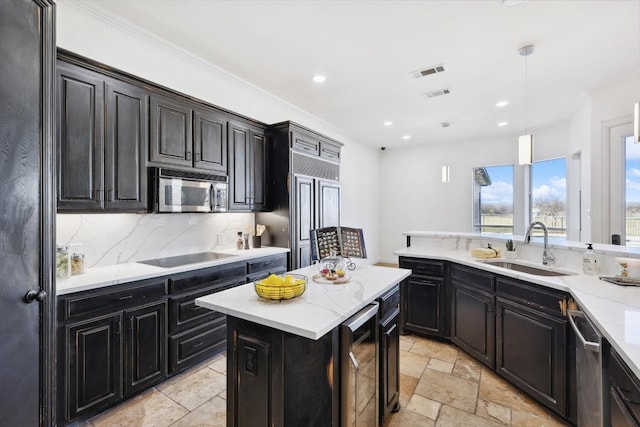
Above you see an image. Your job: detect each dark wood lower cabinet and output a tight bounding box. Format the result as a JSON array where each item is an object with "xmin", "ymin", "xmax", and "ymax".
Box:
[
  {"xmin": 451, "ymin": 282, "xmax": 496, "ymax": 368},
  {"xmin": 380, "ymin": 308, "xmax": 400, "ymax": 423},
  {"xmin": 402, "ymin": 275, "xmax": 444, "ymax": 337}
]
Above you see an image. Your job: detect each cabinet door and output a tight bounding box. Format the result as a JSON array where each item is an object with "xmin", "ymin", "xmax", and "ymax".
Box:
[
  {"xmin": 104, "ymin": 80, "xmax": 149, "ymax": 211},
  {"xmin": 194, "ymin": 107, "xmax": 227, "ymax": 174},
  {"xmin": 402, "ymin": 276, "xmax": 444, "ymax": 337},
  {"xmin": 228, "ymin": 121, "xmax": 250, "ymax": 210},
  {"xmin": 496, "ymin": 298, "xmax": 566, "ymax": 416},
  {"xmin": 294, "ymin": 175, "xmax": 315, "ymax": 269},
  {"xmin": 451, "ymin": 283, "xmax": 495, "ymax": 367},
  {"xmin": 250, "ymin": 128, "xmax": 267, "ymax": 210},
  {"xmin": 124, "ymin": 302, "xmax": 167, "ymax": 396},
  {"xmin": 57, "ymin": 63, "xmax": 105, "ymax": 210},
  {"xmin": 149, "ymin": 94, "xmax": 193, "ymax": 167},
  {"xmin": 66, "ymin": 312, "xmax": 122, "ymax": 421},
  {"xmin": 380, "ymin": 309, "xmax": 400, "ymax": 424},
  {"xmin": 317, "ymin": 180, "xmax": 340, "ymax": 228}
]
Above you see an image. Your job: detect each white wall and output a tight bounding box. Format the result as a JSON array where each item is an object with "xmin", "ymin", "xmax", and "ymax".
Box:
[
  {"xmin": 378, "ymin": 122, "xmax": 571, "ymax": 263},
  {"xmin": 56, "ymin": 1, "xmax": 381, "ymax": 264}
]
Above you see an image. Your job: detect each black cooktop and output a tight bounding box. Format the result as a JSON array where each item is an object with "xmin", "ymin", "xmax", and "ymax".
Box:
[{"xmin": 138, "ymin": 252, "xmax": 236, "ymax": 268}]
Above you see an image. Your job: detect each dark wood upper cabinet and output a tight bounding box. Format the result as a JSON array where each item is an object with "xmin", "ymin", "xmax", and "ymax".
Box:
[
  {"xmin": 57, "ymin": 60, "xmax": 148, "ymax": 212},
  {"xmin": 149, "ymin": 93, "xmax": 193, "ymax": 168},
  {"xmin": 228, "ymin": 121, "xmax": 267, "ymax": 212},
  {"xmin": 57, "ymin": 63, "xmax": 105, "ymax": 210},
  {"xmin": 104, "ymin": 80, "xmax": 149, "ymax": 211},
  {"xmin": 194, "ymin": 107, "xmax": 228, "ymax": 174}
]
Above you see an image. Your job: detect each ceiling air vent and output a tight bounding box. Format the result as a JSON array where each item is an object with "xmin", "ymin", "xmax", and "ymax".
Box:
[
  {"xmin": 424, "ymin": 88, "xmax": 451, "ymax": 98},
  {"xmin": 410, "ymin": 64, "xmax": 446, "ymax": 79}
]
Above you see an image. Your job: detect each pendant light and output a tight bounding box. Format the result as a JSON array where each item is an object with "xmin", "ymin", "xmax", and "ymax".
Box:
[{"xmin": 518, "ymin": 45, "xmax": 535, "ymax": 164}]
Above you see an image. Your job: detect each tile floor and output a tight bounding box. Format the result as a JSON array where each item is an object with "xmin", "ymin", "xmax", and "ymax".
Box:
[{"xmin": 82, "ymin": 335, "xmax": 569, "ymax": 427}]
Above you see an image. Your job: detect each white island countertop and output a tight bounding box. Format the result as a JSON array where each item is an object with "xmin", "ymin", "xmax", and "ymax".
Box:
[{"xmin": 195, "ymin": 264, "xmax": 411, "ymax": 340}]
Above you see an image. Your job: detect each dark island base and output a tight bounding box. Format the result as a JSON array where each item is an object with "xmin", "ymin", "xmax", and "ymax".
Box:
[{"xmin": 226, "ymin": 316, "xmax": 340, "ymax": 427}]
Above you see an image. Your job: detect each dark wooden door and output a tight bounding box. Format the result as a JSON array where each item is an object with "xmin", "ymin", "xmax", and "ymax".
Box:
[
  {"xmin": 380, "ymin": 309, "xmax": 400, "ymax": 424},
  {"xmin": 66, "ymin": 313, "xmax": 123, "ymax": 421},
  {"xmin": 228, "ymin": 121, "xmax": 250, "ymax": 210},
  {"xmin": 496, "ymin": 298, "xmax": 566, "ymax": 416},
  {"xmin": 403, "ymin": 276, "xmax": 444, "ymax": 336},
  {"xmin": 105, "ymin": 80, "xmax": 149, "ymax": 211},
  {"xmin": 124, "ymin": 302, "xmax": 167, "ymax": 395},
  {"xmin": 294, "ymin": 175, "xmax": 315, "ymax": 268},
  {"xmin": 150, "ymin": 94, "xmax": 193, "ymax": 168},
  {"xmin": 194, "ymin": 107, "xmax": 227, "ymax": 174},
  {"xmin": 250, "ymin": 128, "xmax": 267, "ymax": 210},
  {"xmin": 451, "ymin": 283, "xmax": 496, "ymax": 367},
  {"xmin": 317, "ymin": 180, "xmax": 340, "ymax": 228},
  {"xmin": 0, "ymin": 1, "xmax": 55, "ymax": 425},
  {"xmin": 57, "ymin": 62, "xmax": 105, "ymax": 210}
]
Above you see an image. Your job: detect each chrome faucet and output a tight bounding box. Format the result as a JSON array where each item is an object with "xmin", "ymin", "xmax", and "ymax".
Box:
[{"xmin": 523, "ymin": 221, "xmax": 556, "ymax": 265}]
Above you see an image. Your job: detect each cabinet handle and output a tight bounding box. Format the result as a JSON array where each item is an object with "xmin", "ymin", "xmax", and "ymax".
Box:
[
  {"xmin": 189, "ymin": 306, "xmax": 201, "ymax": 311},
  {"xmin": 117, "ymin": 295, "xmax": 133, "ymax": 301},
  {"xmin": 186, "ymin": 152, "xmax": 192, "ymax": 161},
  {"xmin": 106, "ymin": 189, "xmax": 114, "ymax": 202},
  {"xmin": 95, "ymin": 189, "xmax": 103, "ymax": 202},
  {"xmin": 192, "ymin": 341, "xmax": 204, "ymax": 348},
  {"xmin": 195, "ymin": 153, "xmax": 200, "ymax": 162}
]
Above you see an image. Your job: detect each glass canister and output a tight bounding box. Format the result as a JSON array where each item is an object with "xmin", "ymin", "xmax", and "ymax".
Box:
[
  {"xmin": 68, "ymin": 243, "xmax": 85, "ymax": 275},
  {"xmin": 56, "ymin": 244, "xmax": 71, "ymax": 279},
  {"xmin": 318, "ymin": 251, "xmax": 348, "ymax": 281}
]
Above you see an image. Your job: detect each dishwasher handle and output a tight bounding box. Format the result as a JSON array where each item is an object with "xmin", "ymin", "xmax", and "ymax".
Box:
[{"xmin": 568, "ymin": 309, "xmax": 600, "ymax": 353}]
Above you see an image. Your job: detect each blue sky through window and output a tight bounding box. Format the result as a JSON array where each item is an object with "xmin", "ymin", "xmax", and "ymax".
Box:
[
  {"xmin": 626, "ymin": 136, "xmax": 640, "ymax": 204},
  {"xmin": 482, "ymin": 165, "xmax": 513, "ymax": 205},
  {"xmin": 531, "ymin": 158, "xmax": 566, "ymax": 203}
]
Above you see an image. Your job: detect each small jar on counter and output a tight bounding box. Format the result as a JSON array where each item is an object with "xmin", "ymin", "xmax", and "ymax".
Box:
[
  {"xmin": 56, "ymin": 245, "xmax": 71, "ymax": 279},
  {"xmin": 243, "ymin": 233, "xmax": 250, "ymax": 250},
  {"xmin": 68, "ymin": 243, "xmax": 85, "ymax": 275},
  {"xmin": 236, "ymin": 232, "xmax": 244, "ymax": 250}
]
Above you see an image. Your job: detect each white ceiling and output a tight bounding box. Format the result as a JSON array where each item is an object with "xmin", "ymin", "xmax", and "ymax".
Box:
[{"xmin": 85, "ymin": 0, "xmax": 639, "ymax": 148}]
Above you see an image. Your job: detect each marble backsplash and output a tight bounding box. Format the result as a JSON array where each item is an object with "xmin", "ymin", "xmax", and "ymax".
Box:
[{"xmin": 56, "ymin": 213, "xmax": 255, "ymax": 269}]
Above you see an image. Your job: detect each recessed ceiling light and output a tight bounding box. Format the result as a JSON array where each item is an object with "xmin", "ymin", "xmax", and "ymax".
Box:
[
  {"xmin": 402, "ymin": 135, "xmax": 411, "ymax": 140},
  {"xmin": 498, "ymin": 121, "xmax": 509, "ymax": 127},
  {"xmin": 312, "ymin": 75, "xmax": 326, "ymax": 83},
  {"xmin": 496, "ymin": 101, "xmax": 509, "ymax": 108},
  {"xmin": 383, "ymin": 121, "xmax": 393, "ymax": 126}
]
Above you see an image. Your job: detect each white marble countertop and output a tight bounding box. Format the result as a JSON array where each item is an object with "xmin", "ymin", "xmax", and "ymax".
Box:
[
  {"xmin": 395, "ymin": 245, "xmax": 640, "ymax": 378},
  {"xmin": 195, "ymin": 264, "xmax": 412, "ymax": 340},
  {"xmin": 56, "ymin": 247, "xmax": 290, "ymax": 295}
]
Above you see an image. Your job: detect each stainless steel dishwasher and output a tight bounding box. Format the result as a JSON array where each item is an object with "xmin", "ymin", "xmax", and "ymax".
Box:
[
  {"xmin": 568, "ymin": 308, "xmax": 604, "ymax": 427},
  {"xmin": 341, "ymin": 302, "xmax": 379, "ymax": 427}
]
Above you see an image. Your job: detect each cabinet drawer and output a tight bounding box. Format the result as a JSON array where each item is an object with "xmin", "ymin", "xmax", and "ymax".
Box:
[
  {"xmin": 62, "ymin": 279, "xmax": 167, "ymax": 321},
  {"xmin": 319, "ymin": 140, "xmax": 341, "ymax": 162},
  {"xmin": 247, "ymin": 254, "xmax": 287, "ymax": 275},
  {"xmin": 291, "ymin": 131, "xmax": 320, "ymax": 155},
  {"xmin": 496, "ymin": 276, "xmax": 568, "ymax": 317},
  {"xmin": 399, "ymin": 257, "xmax": 445, "ymax": 278},
  {"xmin": 610, "ymin": 348, "xmax": 640, "ymax": 421},
  {"xmin": 169, "ymin": 279, "xmax": 244, "ymax": 333},
  {"xmin": 169, "ymin": 262, "xmax": 246, "ymax": 294},
  {"xmin": 451, "ymin": 264, "xmax": 495, "ymax": 292},
  {"xmin": 169, "ymin": 318, "xmax": 227, "ymax": 374},
  {"xmin": 378, "ymin": 285, "xmax": 400, "ymax": 321}
]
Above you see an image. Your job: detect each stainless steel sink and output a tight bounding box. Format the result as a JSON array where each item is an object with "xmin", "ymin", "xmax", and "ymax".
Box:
[
  {"xmin": 139, "ymin": 252, "xmax": 236, "ymax": 268},
  {"xmin": 481, "ymin": 260, "xmax": 576, "ymax": 277}
]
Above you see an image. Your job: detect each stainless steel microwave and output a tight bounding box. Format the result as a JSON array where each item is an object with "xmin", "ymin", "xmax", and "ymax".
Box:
[{"xmin": 154, "ymin": 168, "xmax": 227, "ymax": 213}]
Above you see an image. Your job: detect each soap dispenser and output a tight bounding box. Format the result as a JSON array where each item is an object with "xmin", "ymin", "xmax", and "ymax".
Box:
[{"xmin": 583, "ymin": 243, "xmax": 598, "ymax": 275}]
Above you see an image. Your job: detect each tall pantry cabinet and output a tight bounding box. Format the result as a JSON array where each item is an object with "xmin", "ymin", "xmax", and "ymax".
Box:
[{"xmin": 256, "ymin": 122, "xmax": 343, "ymax": 269}]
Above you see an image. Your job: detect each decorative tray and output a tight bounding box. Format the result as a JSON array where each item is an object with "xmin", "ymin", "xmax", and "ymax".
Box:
[
  {"xmin": 312, "ymin": 273, "xmax": 351, "ymax": 285},
  {"xmin": 600, "ymin": 276, "xmax": 640, "ymax": 287}
]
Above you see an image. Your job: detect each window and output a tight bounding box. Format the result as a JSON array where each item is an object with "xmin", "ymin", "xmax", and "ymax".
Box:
[
  {"xmin": 530, "ymin": 158, "xmax": 567, "ymax": 237},
  {"xmin": 473, "ymin": 165, "xmax": 514, "ymax": 234},
  {"xmin": 625, "ymin": 135, "xmax": 640, "ymax": 246}
]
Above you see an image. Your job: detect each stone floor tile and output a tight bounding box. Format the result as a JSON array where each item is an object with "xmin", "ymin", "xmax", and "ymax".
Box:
[
  {"xmin": 476, "ymin": 398, "xmax": 511, "ymax": 424},
  {"xmin": 452, "ymin": 353, "xmax": 483, "ymax": 382},
  {"xmin": 170, "ymin": 395, "xmax": 226, "ymax": 427},
  {"xmin": 511, "ymin": 409, "xmax": 569, "ymax": 426},
  {"xmin": 414, "ymin": 368, "xmax": 479, "ymax": 413},
  {"xmin": 410, "ymin": 338, "xmax": 458, "ymax": 363},
  {"xmin": 478, "ymin": 368, "xmax": 543, "ymax": 415},
  {"xmin": 386, "ymin": 408, "xmax": 436, "ymax": 427},
  {"xmin": 400, "ymin": 335, "xmax": 416, "ymax": 352},
  {"xmin": 399, "ymin": 349, "xmax": 429, "ymax": 378},
  {"xmin": 435, "ymin": 405, "xmax": 505, "ymax": 427},
  {"xmin": 90, "ymin": 389, "xmax": 188, "ymax": 427},
  {"xmin": 399, "ymin": 374, "xmax": 419, "ymax": 408},
  {"xmin": 427, "ymin": 358, "xmax": 454, "ymax": 374},
  {"xmin": 208, "ymin": 353, "xmax": 227, "ymax": 374},
  {"xmin": 161, "ymin": 367, "xmax": 226, "ymax": 411},
  {"xmin": 406, "ymin": 394, "xmax": 441, "ymax": 420}
]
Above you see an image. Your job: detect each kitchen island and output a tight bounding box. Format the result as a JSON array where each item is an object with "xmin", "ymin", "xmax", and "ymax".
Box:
[{"xmin": 196, "ymin": 264, "xmax": 411, "ymax": 427}]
